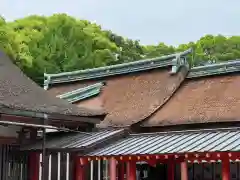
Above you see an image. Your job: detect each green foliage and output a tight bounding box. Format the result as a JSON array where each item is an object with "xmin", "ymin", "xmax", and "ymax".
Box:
[{"xmin": 0, "ymin": 14, "xmax": 240, "ymax": 86}]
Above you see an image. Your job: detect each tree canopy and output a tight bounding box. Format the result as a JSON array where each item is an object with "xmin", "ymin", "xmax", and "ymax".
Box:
[{"xmin": 0, "ymin": 14, "xmax": 239, "ymax": 85}]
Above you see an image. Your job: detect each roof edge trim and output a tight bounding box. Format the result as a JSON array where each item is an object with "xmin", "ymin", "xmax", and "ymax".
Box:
[
  {"xmin": 56, "ymin": 82, "xmax": 104, "ymax": 103},
  {"xmin": 44, "ymin": 48, "xmax": 192, "ymax": 89},
  {"xmin": 187, "ymin": 60, "xmax": 240, "ymax": 78}
]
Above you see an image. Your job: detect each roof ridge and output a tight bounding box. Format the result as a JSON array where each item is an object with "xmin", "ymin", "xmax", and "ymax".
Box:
[
  {"xmin": 44, "ymin": 48, "xmax": 192, "ymax": 89},
  {"xmin": 187, "ymin": 60, "xmax": 240, "ymax": 78}
]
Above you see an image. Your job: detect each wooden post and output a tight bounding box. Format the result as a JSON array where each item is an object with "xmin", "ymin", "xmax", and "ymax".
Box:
[
  {"xmin": 109, "ymin": 158, "xmax": 117, "ymax": 180},
  {"xmin": 127, "ymin": 161, "xmax": 136, "ymax": 180},
  {"xmin": 117, "ymin": 161, "xmax": 125, "ymax": 180},
  {"xmin": 29, "ymin": 152, "xmax": 40, "ymax": 180},
  {"xmin": 222, "ymin": 159, "xmax": 230, "ymax": 180},
  {"xmin": 168, "ymin": 161, "xmax": 174, "ymax": 180},
  {"xmin": 180, "ymin": 162, "xmax": 188, "ymax": 180},
  {"xmin": 75, "ymin": 157, "xmax": 87, "ymax": 180}
]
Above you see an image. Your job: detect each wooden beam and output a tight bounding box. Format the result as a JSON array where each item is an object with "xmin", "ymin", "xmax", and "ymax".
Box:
[
  {"xmin": 0, "ymin": 106, "xmax": 102, "ymax": 125},
  {"xmin": 0, "ymin": 114, "xmax": 91, "ymax": 129}
]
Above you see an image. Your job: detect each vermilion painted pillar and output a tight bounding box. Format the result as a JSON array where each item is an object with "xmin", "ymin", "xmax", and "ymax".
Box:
[
  {"xmin": 222, "ymin": 159, "xmax": 230, "ymax": 180},
  {"xmin": 109, "ymin": 158, "xmax": 117, "ymax": 180},
  {"xmin": 75, "ymin": 157, "xmax": 87, "ymax": 180},
  {"xmin": 127, "ymin": 161, "xmax": 136, "ymax": 180},
  {"xmin": 168, "ymin": 161, "xmax": 174, "ymax": 180},
  {"xmin": 29, "ymin": 152, "xmax": 40, "ymax": 180},
  {"xmin": 180, "ymin": 162, "xmax": 188, "ymax": 180},
  {"xmin": 117, "ymin": 162, "xmax": 125, "ymax": 180}
]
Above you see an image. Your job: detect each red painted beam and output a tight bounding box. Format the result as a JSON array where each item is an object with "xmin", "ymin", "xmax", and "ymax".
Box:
[{"xmin": 86, "ymin": 151, "xmax": 240, "ymax": 163}]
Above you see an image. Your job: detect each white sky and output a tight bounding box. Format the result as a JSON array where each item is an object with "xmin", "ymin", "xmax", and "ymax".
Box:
[{"xmin": 1, "ymin": 0, "xmax": 240, "ymax": 45}]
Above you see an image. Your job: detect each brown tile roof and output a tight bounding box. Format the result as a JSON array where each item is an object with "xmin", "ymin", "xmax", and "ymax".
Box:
[
  {"xmin": 99, "ymin": 68, "xmax": 188, "ymax": 127},
  {"xmin": 143, "ymin": 74, "xmax": 240, "ymax": 127},
  {"xmin": 49, "ymin": 67, "xmax": 188, "ymax": 127},
  {"xmin": 0, "ymin": 51, "xmax": 104, "ymax": 117},
  {"xmin": 75, "ymin": 96, "xmax": 104, "ymax": 112}
]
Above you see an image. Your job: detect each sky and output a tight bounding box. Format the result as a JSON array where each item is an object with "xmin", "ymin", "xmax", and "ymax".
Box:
[{"xmin": 1, "ymin": 0, "xmax": 240, "ymax": 46}]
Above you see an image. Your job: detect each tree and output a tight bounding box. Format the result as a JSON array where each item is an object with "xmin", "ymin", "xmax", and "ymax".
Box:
[{"xmin": 0, "ymin": 14, "xmax": 240, "ymax": 86}]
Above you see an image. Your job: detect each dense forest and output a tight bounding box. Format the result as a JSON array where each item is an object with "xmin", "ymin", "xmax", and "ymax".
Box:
[{"xmin": 0, "ymin": 14, "xmax": 240, "ymax": 85}]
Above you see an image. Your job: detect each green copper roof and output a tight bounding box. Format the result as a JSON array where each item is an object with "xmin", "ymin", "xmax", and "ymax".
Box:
[
  {"xmin": 56, "ymin": 82, "xmax": 104, "ymax": 103},
  {"xmin": 187, "ymin": 60, "xmax": 240, "ymax": 78},
  {"xmin": 44, "ymin": 48, "xmax": 192, "ymax": 89}
]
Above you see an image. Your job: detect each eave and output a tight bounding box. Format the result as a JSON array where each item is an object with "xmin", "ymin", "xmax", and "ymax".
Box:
[{"xmin": 0, "ymin": 106, "xmax": 102, "ymax": 126}]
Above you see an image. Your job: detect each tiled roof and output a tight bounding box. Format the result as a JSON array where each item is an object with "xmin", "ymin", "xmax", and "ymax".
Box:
[
  {"xmin": 0, "ymin": 51, "xmax": 104, "ymax": 119},
  {"xmin": 98, "ymin": 67, "xmax": 188, "ymax": 127},
  {"xmin": 50, "ymin": 66, "xmax": 188, "ymax": 127},
  {"xmin": 46, "ymin": 66, "xmax": 189, "ymax": 127},
  {"xmin": 143, "ymin": 74, "xmax": 240, "ymax": 126},
  {"xmin": 43, "ymin": 49, "xmax": 240, "ymax": 127}
]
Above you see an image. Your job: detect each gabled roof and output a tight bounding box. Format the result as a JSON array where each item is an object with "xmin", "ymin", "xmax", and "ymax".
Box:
[
  {"xmin": 44, "ymin": 49, "xmax": 192, "ymax": 127},
  {"xmin": 0, "ymin": 51, "xmax": 104, "ymax": 122},
  {"xmin": 44, "ymin": 49, "xmax": 240, "ymax": 128}
]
